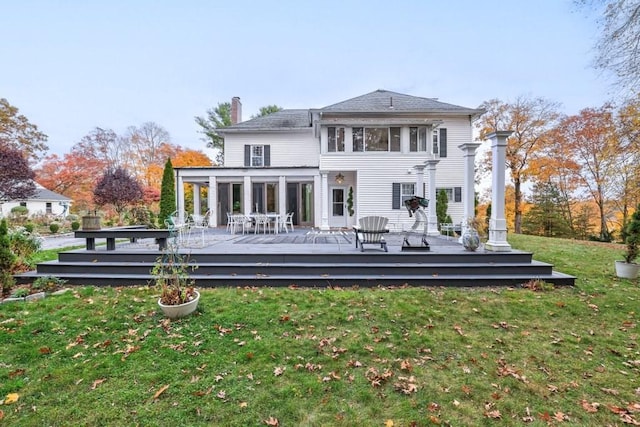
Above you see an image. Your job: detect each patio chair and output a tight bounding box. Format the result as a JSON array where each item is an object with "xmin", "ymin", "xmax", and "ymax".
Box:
[
  {"xmin": 353, "ymin": 216, "xmax": 389, "ymax": 252},
  {"xmin": 253, "ymin": 213, "xmax": 271, "ymax": 234},
  {"xmin": 188, "ymin": 211, "xmax": 210, "ymax": 245},
  {"xmin": 278, "ymin": 212, "xmax": 295, "ymax": 233}
]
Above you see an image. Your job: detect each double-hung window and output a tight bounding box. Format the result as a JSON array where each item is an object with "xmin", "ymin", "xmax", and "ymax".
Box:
[
  {"xmin": 244, "ymin": 144, "xmax": 270, "ymax": 167},
  {"xmin": 328, "ymin": 127, "xmax": 345, "ymax": 152},
  {"xmin": 392, "ymin": 183, "xmax": 416, "ymax": 209},
  {"xmin": 437, "ymin": 187, "xmax": 462, "ymax": 203},
  {"xmin": 353, "ymin": 127, "xmax": 401, "ymax": 152},
  {"xmin": 251, "ymin": 146, "xmax": 264, "ymax": 166}
]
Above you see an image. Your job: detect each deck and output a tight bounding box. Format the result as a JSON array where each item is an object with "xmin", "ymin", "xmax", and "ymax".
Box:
[{"xmin": 16, "ymin": 227, "xmax": 576, "ymax": 287}]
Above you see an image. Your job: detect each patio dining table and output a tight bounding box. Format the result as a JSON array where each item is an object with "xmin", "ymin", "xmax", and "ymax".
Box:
[{"xmin": 248, "ymin": 212, "xmax": 282, "ymax": 234}]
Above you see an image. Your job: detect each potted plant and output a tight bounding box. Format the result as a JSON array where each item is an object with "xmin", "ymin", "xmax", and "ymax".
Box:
[
  {"xmin": 615, "ymin": 205, "xmax": 640, "ymax": 279},
  {"xmin": 153, "ymin": 249, "xmax": 200, "ymax": 318}
]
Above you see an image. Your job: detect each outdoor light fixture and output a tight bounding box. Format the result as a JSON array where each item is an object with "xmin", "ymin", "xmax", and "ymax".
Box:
[{"xmin": 335, "ymin": 173, "xmax": 344, "ymax": 184}]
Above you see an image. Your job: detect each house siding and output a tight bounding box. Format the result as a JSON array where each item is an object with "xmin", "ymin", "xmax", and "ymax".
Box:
[
  {"xmin": 320, "ymin": 117, "xmax": 471, "ymax": 226},
  {"xmin": 225, "ymin": 131, "xmax": 318, "ymax": 168}
]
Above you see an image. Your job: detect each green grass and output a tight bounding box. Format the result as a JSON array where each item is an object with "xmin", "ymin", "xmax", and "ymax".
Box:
[{"xmin": 1, "ymin": 235, "xmax": 638, "ymax": 426}]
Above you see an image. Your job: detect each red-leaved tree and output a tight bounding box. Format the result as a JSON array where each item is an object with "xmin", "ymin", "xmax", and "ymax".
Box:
[
  {"xmin": 0, "ymin": 144, "xmax": 36, "ymax": 201},
  {"xmin": 93, "ymin": 167, "xmax": 143, "ymax": 221}
]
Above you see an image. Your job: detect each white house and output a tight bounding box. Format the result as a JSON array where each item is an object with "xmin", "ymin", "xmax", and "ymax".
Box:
[
  {"xmin": 175, "ymin": 89, "xmax": 485, "ymax": 233},
  {"xmin": 0, "ymin": 183, "xmax": 72, "ymax": 218}
]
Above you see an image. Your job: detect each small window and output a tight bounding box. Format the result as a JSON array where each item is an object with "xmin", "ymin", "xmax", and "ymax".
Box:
[
  {"xmin": 328, "ymin": 127, "xmax": 345, "ymax": 152},
  {"xmin": 392, "ymin": 183, "xmax": 416, "ymax": 209},
  {"xmin": 432, "ymin": 129, "xmax": 439, "ymax": 154},
  {"xmin": 46, "ymin": 202, "xmax": 52, "ymax": 214}
]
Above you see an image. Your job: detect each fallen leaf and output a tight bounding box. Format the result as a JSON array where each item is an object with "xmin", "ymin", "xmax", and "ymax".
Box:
[
  {"xmin": 385, "ymin": 420, "xmax": 394, "ymax": 427},
  {"xmin": 91, "ymin": 378, "xmax": 106, "ymax": 390},
  {"xmin": 264, "ymin": 416, "xmax": 279, "ymax": 426},
  {"xmin": 485, "ymin": 410, "xmax": 501, "ymax": 419},
  {"xmin": 153, "ymin": 384, "xmax": 170, "ymax": 400},
  {"xmin": 239, "ymin": 401, "xmax": 248, "ymax": 408},
  {"xmin": 273, "ymin": 366, "xmax": 285, "ymax": 376},
  {"xmin": 39, "ymin": 347, "xmax": 51, "ymax": 354},
  {"xmin": 580, "ymin": 400, "xmax": 599, "ymax": 413},
  {"xmin": 4, "ymin": 393, "xmax": 19, "ymax": 404},
  {"xmin": 0, "ymin": 410, "xmax": 3, "ymax": 420}
]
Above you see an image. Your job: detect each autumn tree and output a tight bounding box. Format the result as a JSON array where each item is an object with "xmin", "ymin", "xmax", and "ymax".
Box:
[
  {"xmin": 75, "ymin": 127, "xmax": 127, "ymax": 169},
  {"xmin": 124, "ymin": 122, "xmax": 174, "ymax": 187},
  {"xmin": 195, "ymin": 102, "xmax": 231, "ymax": 164},
  {"xmin": 36, "ymin": 148, "xmax": 110, "ymax": 212},
  {"xmin": 0, "ymin": 98, "xmax": 48, "ymax": 162},
  {"xmin": 553, "ymin": 105, "xmax": 620, "ymax": 241},
  {"xmin": 159, "ymin": 158, "xmax": 176, "ymax": 225},
  {"xmin": 613, "ymin": 95, "xmax": 640, "ymax": 229},
  {"xmin": 576, "ymin": 0, "xmax": 640, "ymax": 94},
  {"xmin": 0, "ymin": 144, "xmax": 36, "ymax": 202},
  {"xmin": 94, "ymin": 167, "xmax": 143, "ymax": 220},
  {"xmin": 476, "ymin": 96, "xmax": 561, "ymax": 234}
]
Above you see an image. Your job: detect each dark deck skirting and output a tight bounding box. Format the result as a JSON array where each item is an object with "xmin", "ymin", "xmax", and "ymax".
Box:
[{"xmin": 74, "ymin": 229, "xmax": 171, "ymax": 250}]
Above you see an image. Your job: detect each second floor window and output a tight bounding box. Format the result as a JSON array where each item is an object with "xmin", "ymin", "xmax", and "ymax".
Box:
[
  {"xmin": 409, "ymin": 127, "xmax": 428, "ymax": 152},
  {"xmin": 251, "ymin": 145, "xmax": 264, "ymax": 166},
  {"xmin": 328, "ymin": 127, "xmax": 345, "ymax": 152},
  {"xmin": 353, "ymin": 127, "xmax": 401, "ymax": 152},
  {"xmin": 244, "ymin": 144, "xmax": 271, "ymax": 167}
]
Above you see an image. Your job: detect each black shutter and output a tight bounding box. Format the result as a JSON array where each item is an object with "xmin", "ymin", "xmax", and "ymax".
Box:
[
  {"xmin": 454, "ymin": 187, "xmax": 462, "ymax": 202},
  {"xmin": 392, "ymin": 183, "xmax": 401, "ymax": 209},
  {"xmin": 439, "ymin": 128, "xmax": 447, "ymax": 158},
  {"xmin": 264, "ymin": 145, "xmax": 270, "ymax": 166},
  {"xmin": 244, "ymin": 145, "xmax": 250, "ymax": 166}
]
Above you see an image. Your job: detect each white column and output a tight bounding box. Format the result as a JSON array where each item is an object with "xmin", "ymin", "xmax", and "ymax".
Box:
[
  {"xmin": 414, "ymin": 164, "xmax": 426, "ymax": 197},
  {"xmin": 176, "ymin": 174, "xmax": 185, "ymax": 223},
  {"xmin": 208, "ymin": 176, "xmax": 216, "ymax": 226},
  {"xmin": 320, "ymin": 172, "xmax": 330, "ymax": 230},
  {"xmin": 458, "ymin": 142, "xmax": 482, "ymax": 240},
  {"xmin": 278, "ymin": 176, "xmax": 286, "ymax": 214},
  {"xmin": 424, "ymin": 159, "xmax": 440, "ymax": 236},
  {"xmin": 192, "ymin": 184, "xmax": 201, "ymax": 216},
  {"xmin": 243, "ymin": 176, "xmax": 252, "ymax": 214},
  {"xmin": 485, "ymin": 131, "xmax": 513, "ymax": 252}
]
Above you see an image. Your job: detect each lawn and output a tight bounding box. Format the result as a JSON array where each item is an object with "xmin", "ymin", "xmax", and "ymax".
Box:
[{"xmin": 0, "ymin": 235, "xmax": 638, "ymax": 426}]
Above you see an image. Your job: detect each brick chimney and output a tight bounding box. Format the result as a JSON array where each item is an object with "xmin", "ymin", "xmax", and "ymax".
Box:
[{"xmin": 231, "ymin": 96, "xmax": 242, "ymax": 124}]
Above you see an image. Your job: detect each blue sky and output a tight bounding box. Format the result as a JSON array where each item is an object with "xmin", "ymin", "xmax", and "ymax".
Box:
[{"xmin": 1, "ymin": 0, "xmax": 608, "ymax": 157}]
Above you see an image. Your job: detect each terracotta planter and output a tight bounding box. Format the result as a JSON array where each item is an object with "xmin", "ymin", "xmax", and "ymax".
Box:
[
  {"xmin": 615, "ymin": 261, "xmax": 640, "ymax": 279},
  {"xmin": 158, "ymin": 290, "xmax": 200, "ymax": 319}
]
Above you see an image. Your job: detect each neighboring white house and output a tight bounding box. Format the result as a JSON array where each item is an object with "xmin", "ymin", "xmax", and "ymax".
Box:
[
  {"xmin": 0, "ymin": 183, "xmax": 72, "ymax": 218},
  {"xmin": 174, "ymin": 89, "xmax": 485, "ymax": 231}
]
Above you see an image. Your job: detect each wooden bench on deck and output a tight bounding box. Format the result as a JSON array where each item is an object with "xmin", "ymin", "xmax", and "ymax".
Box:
[{"xmin": 75, "ymin": 228, "xmax": 172, "ymax": 251}]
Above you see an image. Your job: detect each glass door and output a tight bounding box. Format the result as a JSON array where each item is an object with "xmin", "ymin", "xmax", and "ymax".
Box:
[{"xmin": 330, "ymin": 186, "xmax": 346, "ymax": 228}]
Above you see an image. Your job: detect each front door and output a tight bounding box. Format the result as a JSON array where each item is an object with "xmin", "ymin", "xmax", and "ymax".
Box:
[{"xmin": 330, "ymin": 186, "xmax": 347, "ymax": 228}]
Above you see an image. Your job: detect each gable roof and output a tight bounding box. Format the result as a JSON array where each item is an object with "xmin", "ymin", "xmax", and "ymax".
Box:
[
  {"xmin": 219, "ymin": 89, "xmax": 483, "ymax": 132},
  {"xmin": 33, "ymin": 186, "xmax": 71, "ymax": 202},
  {"xmin": 221, "ymin": 109, "xmax": 311, "ymax": 132},
  {"xmin": 317, "ymin": 89, "xmax": 482, "ymax": 115}
]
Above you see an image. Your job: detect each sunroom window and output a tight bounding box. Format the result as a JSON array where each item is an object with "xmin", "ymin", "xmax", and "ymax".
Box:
[
  {"xmin": 328, "ymin": 127, "xmax": 345, "ymax": 152},
  {"xmin": 353, "ymin": 127, "xmax": 401, "ymax": 152}
]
